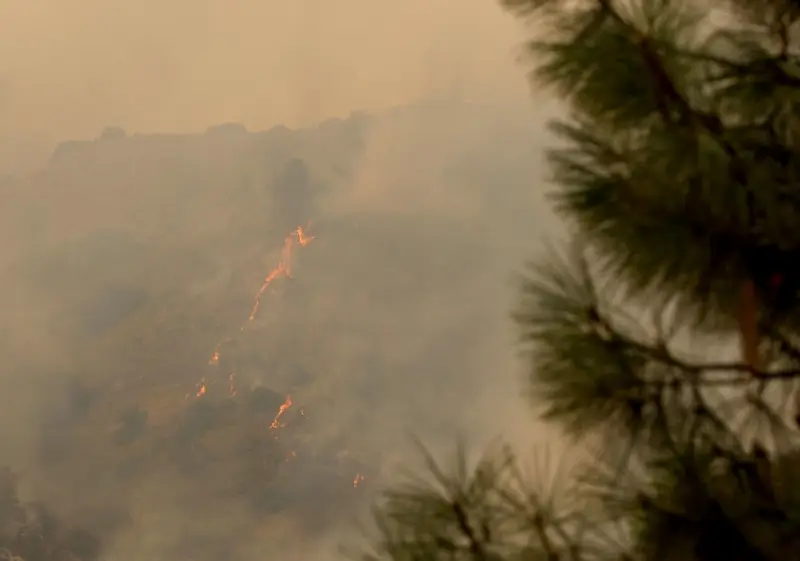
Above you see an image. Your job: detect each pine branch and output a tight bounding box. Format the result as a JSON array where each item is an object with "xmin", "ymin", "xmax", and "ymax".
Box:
[
  {"xmin": 371, "ymin": 0, "xmax": 800, "ymax": 558},
  {"xmin": 518, "ymin": 245, "xmax": 800, "ymax": 383},
  {"xmin": 575, "ymin": 290, "xmax": 800, "ymax": 439},
  {"xmin": 532, "ymin": 5, "xmax": 800, "ymax": 372},
  {"xmin": 600, "ymin": 321, "xmax": 800, "ymax": 384},
  {"xmin": 452, "ymin": 500, "xmax": 490, "ymax": 561},
  {"xmin": 515, "ymin": 245, "xmax": 800, "ymax": 454},
  {"xmin": 512, "ymin": 0, "xmax": 800, "ymax": 276},
  {"xmin": 765, "ymin": 328, "xmax": 800, "ymax": 363}
]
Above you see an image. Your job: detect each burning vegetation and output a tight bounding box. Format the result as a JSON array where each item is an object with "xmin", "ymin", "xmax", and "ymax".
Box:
[
  {"xmin": 181, "ymin": 222, "xmax": 369, "ymax": 500},
  {"xmin": 22, "ymin": 217, "xmax": 376, "ymax": 559},
  {"xmin": 208, "ymin": 225, "xmax": 315, "ymax": 367},
  {"xmin": 5, "ymin": 103, "xmax": 534, "ymax": 561}
]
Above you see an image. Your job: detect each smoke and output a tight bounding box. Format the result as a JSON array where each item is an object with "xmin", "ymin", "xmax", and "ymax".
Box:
[
  {"xmin": 0, "ymin": 0, "xmax": 528, "ymax": 166},
  {"xmin": 0, "ymin": 2, "xmax": 568, "ymax": 560}
]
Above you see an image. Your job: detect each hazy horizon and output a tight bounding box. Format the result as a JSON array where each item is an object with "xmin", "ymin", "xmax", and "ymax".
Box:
[{"xmin": 0, "ymin": 0, "xmax": 545, "ymax": 175}]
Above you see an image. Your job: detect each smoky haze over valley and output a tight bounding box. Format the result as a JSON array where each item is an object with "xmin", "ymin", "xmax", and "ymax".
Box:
[{"xmin": 0, "ymin": 1, "xmax": 564, "ymax": 560}]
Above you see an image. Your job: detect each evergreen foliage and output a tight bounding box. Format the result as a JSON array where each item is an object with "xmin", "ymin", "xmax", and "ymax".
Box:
[{"xmin": 366, "ymin": 0, "xmax": 800, "ymax": 559}]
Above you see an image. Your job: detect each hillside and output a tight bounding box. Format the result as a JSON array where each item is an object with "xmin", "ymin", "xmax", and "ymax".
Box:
[{"xmin": 0, "ymin": 101, "xmax": 554, "ymax": 560}]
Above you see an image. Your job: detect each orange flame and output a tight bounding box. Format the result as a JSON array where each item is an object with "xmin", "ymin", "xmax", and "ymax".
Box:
[
  {"xmin": 296, "ymin": 225, "xmax": 314, "ymax": 247},
  {"xmin": 270, "ymin": 395, "xmax": 293, "ymax": 429},
  {"xmin": 207, "ymin": 337, "xmax": 232, "ymax": 366},
  {"xmin": 248, "ymin": 226, "xmax": 315, "ymax": 322},
  {"xmin": 196, "ymin": 382, "xmax": 207, "ymax": 397},
  {"xmin": 207, "ymin": 225, "xmax": 315, "ymax": 366},
  {"xmin": 353, "ymin": 473, "xmax": 365, "ymax": 488}
]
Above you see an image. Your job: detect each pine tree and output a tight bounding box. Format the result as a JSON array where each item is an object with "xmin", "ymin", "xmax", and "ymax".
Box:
[{"xmin": 365, "ymin": 0, "xmax": 800, "ymax": 559}]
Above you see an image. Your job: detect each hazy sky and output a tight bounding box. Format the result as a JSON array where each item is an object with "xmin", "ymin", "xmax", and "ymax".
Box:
[{"xmin": 0, "ymin": 0, "xmax": 528, "ymax": 142}]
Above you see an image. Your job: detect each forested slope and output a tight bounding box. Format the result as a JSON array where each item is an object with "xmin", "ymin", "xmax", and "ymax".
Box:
[{"xmin": 0, "ymin": 100, "xmax": 553, "ymax": 560}]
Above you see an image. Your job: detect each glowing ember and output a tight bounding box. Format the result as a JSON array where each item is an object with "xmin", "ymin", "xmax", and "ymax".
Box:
[{"xmin": 270, "ymin": 395, "xmax": 293, "ymax": 429}]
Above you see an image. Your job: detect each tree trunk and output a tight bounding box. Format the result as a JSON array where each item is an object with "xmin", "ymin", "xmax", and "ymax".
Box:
[{"xmin": 739, "ymin": 278, "xmax": 760, "ymax": 371}]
